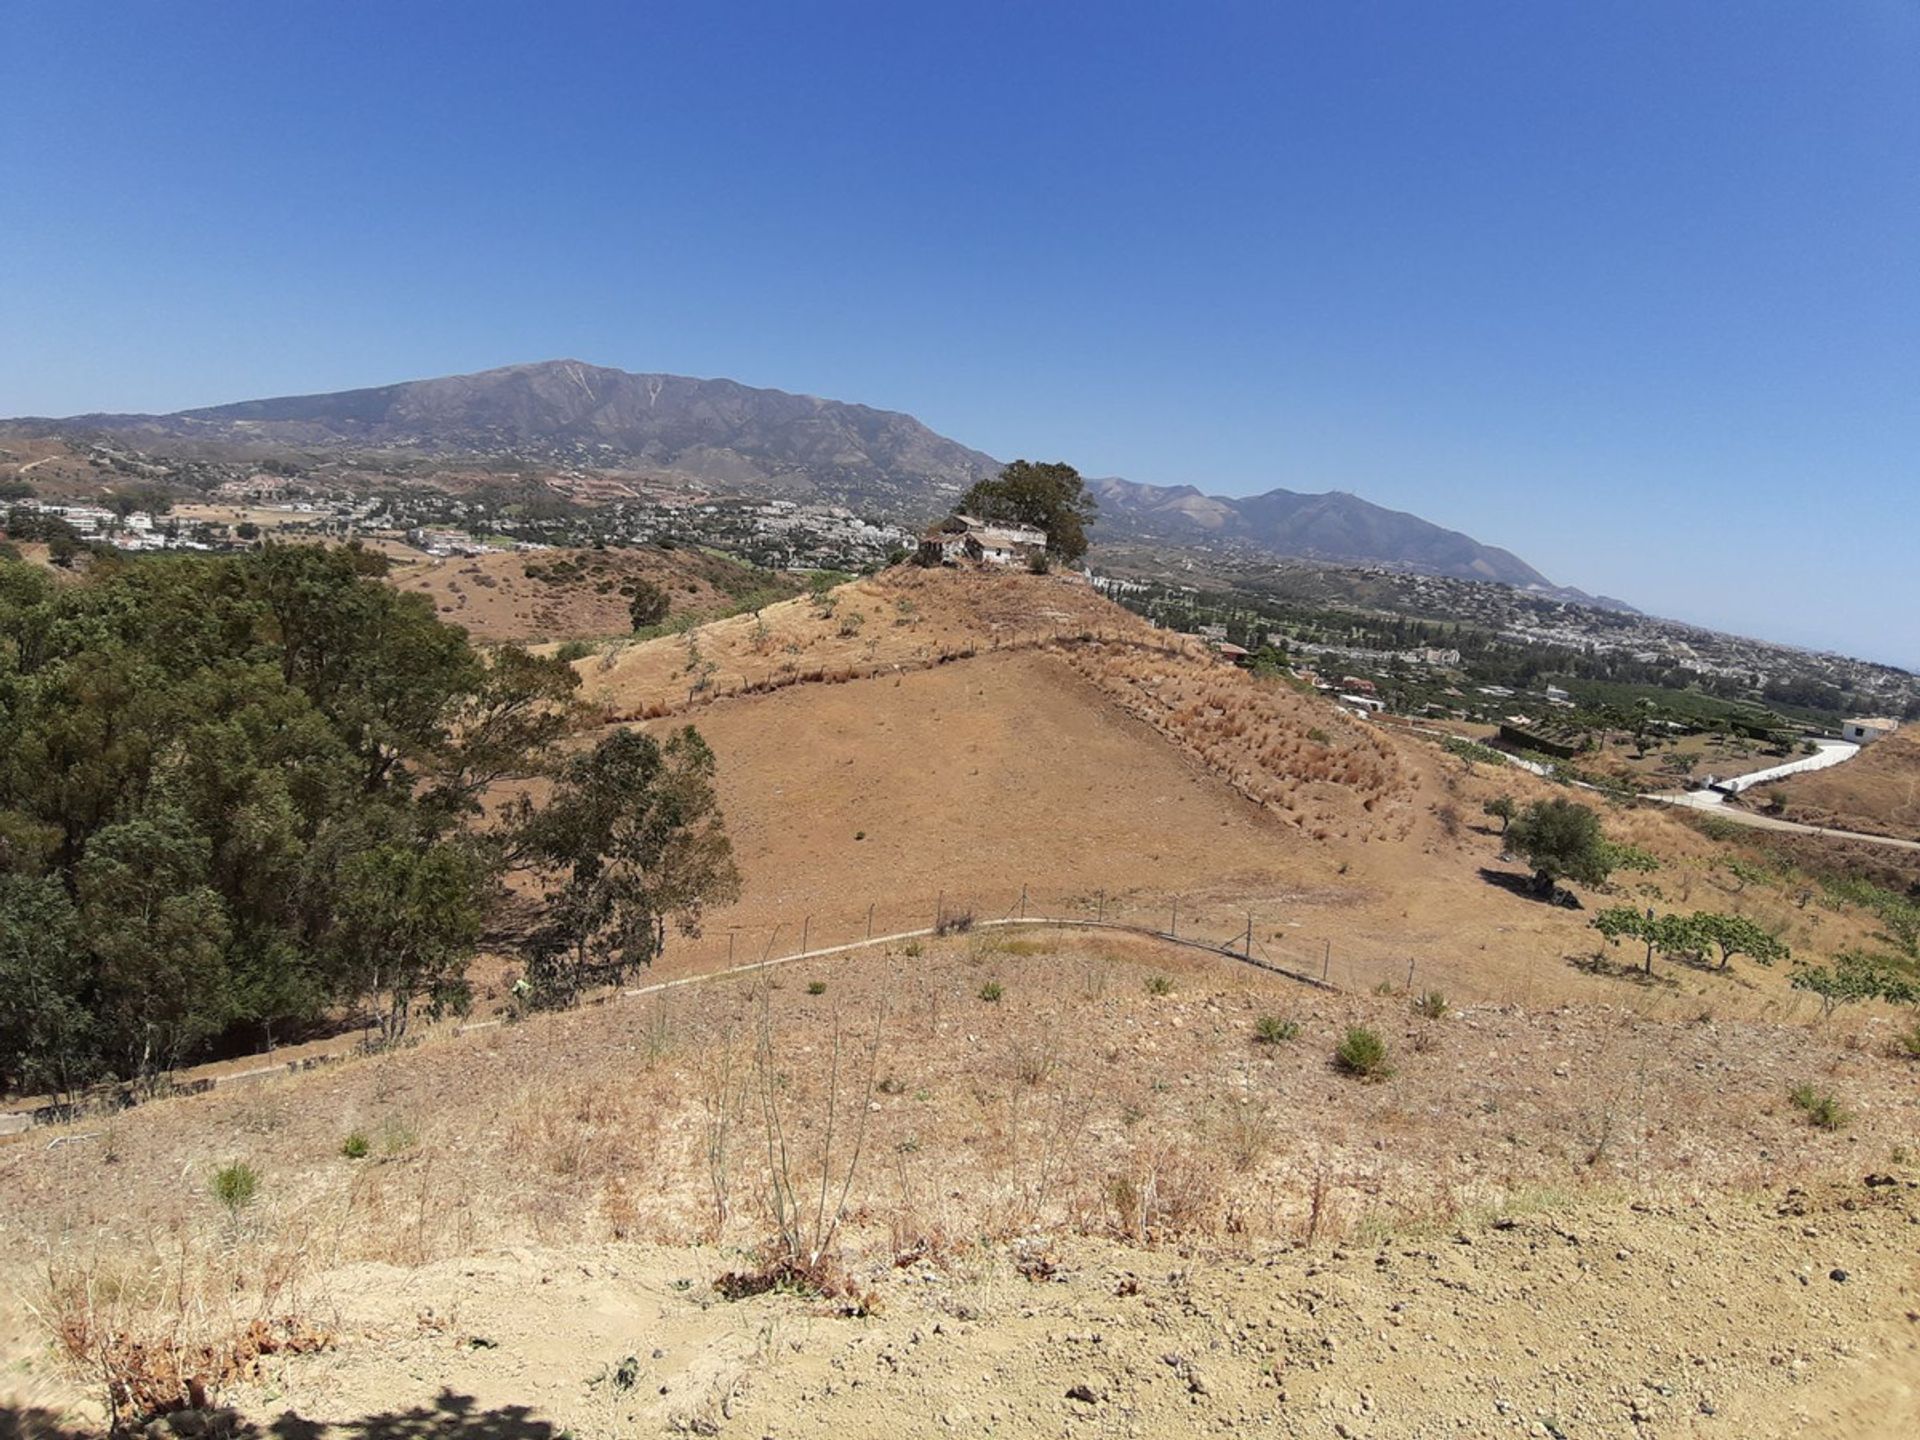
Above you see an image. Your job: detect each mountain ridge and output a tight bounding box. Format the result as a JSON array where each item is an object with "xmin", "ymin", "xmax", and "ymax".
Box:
[{"xmin": 4, "ymin": 359, "xmax": 1625, "ymax": 604}]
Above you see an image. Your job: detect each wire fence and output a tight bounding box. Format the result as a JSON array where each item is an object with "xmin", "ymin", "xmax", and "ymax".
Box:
[
  {"xmin": 642, "ymin": 882, "xmax": 1522, "ymax": 1010},
  {"xmin": 600, "ymin": 625, "xmax": 1215, "ymax": 722}
]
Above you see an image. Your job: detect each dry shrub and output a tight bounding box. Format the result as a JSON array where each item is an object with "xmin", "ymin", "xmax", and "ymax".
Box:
[
  {"xmin": 39, "ymin": 1245, "xmax": 329, "ymax": 1427},
  {"xmin": 1106, "ymin": 1141, "xmax": 1223, "ymax": 1243}
]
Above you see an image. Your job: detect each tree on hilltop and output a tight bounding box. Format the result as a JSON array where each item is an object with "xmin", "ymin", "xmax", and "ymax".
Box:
[{"xmin": 957, "ymin": 460, "xmax": 1097, "ymax": 562}]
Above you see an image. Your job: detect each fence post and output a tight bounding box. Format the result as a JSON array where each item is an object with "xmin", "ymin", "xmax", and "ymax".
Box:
[
  {"xmin": 801, "ymin": 914, "xmax": 810, "ymax": 955},
  {"xmin": 1244, "ymin": 912, "xmax": 1254, "ymax": 958},
  {"xmin": 935, "ymin": 890, "xmax": 944, "ymax": 931},
  {"xmin": 1097, "ymin": 889, "xmax": 1106, "ymax": 923},
  {"xmin": 1170, "ymin": 898, "xmax": 1178, "ymax": 939},
  {"xmin": 867, "ymin": 903, "xmax": 874, "ymax": 941},
  {"xmin": 1019, "ymin": 884, "xmax": 1027, "ymax": 920},
  {"xmin": 1323, "ymin": 939, "xmax": 1331, "ymax": 982},
  {"xmin": 1406, "ymin": 959, "xmax": 1416, "ymax": 992},
  {"xmin": 728, "ymin": 931, "xmax": 735, "ymax": 966}
]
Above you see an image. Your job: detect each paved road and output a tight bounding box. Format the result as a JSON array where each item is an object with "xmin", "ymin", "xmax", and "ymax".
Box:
[
  {"xmin": 1703, "ymin": 738, "xmax": 1859, "ymax": 794},
  {"xmin": 1642, "ymin": 788, "xmax": 1920, "ymax": 851}
]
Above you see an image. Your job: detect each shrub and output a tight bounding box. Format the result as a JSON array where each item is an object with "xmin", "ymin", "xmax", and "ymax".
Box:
[
  {"xmin": 978, "ymin": 980, "xmax": 1004, "ymax": 1003},
  {"xmin": 554, "ymin": 639, "xmax": 593, "ymax": 663},
  {"xmin": 1334, "ymin": 1026, "xmax": 1393, "ymax": 1081},
  {"xmin": 806, "ymin": 980, "xmax": 827, "ymax": 996},
  {"xmin": 1145, "ymin": 974, "xmax": 1174, "ymax": 996},
  {"xmin": 1412, "ymin": 990, "xmax": 1449, "ymax": 1019},
  {"xmin": 1253, "ymin": 1015, "xmax": 1299, "ymax": 1045},
  {"xmin": 1894, "ymin": 1021, "xmax": 1920, "ymax": 1061},
  {"xmin": 211, "ymin": 1161, "xmax": 259, "ymax": 1213},
  {"xmin": 1788, "ymin": 1083, "xmax": 1850, "ymax": 1131},
  {"xmin": 341, "ymin": 1131, "xmax": 371, "ymax": 1160}
]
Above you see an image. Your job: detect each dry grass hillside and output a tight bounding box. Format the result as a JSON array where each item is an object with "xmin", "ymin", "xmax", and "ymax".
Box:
[
  {"xmin": 387, "ymin": 545, "xmax": 801, "ymax": 644},
  {"xmin": 550, "ymin": 569, "xmax": 1896, "ymax": 1018},
  {"xmin": 7, "ymin": 566, "xmax": 1919, "ymax": 1438},
  {"xmin": 2, "ymin": 929, "xmax": 1916, "ymax": 1437},
  {"xmin": 1748, "ymin": 728, "xmax": 1920, "ymax": 843}
]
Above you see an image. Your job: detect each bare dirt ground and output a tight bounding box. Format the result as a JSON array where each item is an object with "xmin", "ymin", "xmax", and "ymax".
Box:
[
  {"xmin": 2, "ymin": 931, "xmax": 1916, "ymax": 1437},
  {"xmin": 1745, "ymin": 729, "xmax": 1920, "ymax": 844}
]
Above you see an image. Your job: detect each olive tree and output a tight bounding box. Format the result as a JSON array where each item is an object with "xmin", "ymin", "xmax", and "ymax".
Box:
[{"xmin": 1504, "ymin": 798, "xmax": 1614, "ymax": 896}]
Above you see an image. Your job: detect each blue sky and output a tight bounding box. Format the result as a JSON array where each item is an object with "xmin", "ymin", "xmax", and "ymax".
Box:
[{"xmin": 2, "ymin": 3, "xmax": 1915, "ymax": 665}]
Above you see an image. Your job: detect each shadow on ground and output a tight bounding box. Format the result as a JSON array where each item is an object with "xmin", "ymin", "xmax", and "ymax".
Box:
[
  {"xmin": 1477, "ymin": 867, "xmax": 1582, "ymax": 908},
  {"xmin": 3, "ymin": 1392, "xmax": 563, "ymax": 1440}
]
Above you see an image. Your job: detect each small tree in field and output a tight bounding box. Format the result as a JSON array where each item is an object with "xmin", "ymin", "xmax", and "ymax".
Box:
[
  {"xmin": 628, "ymin": 580, "xmax": 671, "ymax": 630},
  {"xmin": 1591, "ymin": 906, "xmax": 1698, "ymax": 975},
  {"xmin": 1689, "ymin": 912, "xmax": 1787, "ymax": 972},
  {"xmin": 1482, "ymin": 795, "xmax": 1515, "ymax": 835},
  {"xmin": 1504, "ymin": 798, "xmax": 1613, "ymax": 896}
]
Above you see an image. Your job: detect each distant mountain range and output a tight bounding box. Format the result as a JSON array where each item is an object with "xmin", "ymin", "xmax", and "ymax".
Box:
[
  {"xmin": 1088, "ymin": 477, "xmax": 1633, "ymax": 609},
  {"xmin": 5, "ymin": 359, "xmax": 1625, "ymax": 605}
]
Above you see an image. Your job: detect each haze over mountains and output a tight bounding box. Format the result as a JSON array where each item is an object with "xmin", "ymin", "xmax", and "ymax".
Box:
[{"xmin": 8, "ymin": 359, "xmax": 1620, "ymax": 604}]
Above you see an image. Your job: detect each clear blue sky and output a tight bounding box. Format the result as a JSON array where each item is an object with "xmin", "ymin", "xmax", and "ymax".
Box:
[{"xmin": 2, "ymin": 3, "xmax": 1915, "ymax": 665}]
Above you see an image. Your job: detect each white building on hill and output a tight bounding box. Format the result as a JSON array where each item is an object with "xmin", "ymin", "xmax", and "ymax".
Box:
[{"xmin": 1841, "ymin": 716, "xmax": 1900, "ymax": 745}]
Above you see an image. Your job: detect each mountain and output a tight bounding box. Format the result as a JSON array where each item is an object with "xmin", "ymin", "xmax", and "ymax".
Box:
[
  {"xmin": 21, "ymin": 360, "xmax": 1001, "ymax": 507},
  {"xmin": 8, "ymin": 360, "xmax": 1623, "ymax": 603},
  {"xmin": 1087, "ymin": 475, "xmax": 1633, "ymax": 609}
]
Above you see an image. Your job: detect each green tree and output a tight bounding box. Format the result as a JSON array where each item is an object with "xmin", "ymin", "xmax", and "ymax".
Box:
[
  {"xmin": 328, "ymin": 840, "xmax": 486, "ymax": 1044},
  {"xmin": 1689, "ymin": 912, "xmax": 1788, "ymax": 972},
  {"xmin": 0, "ymin": 873, "xmax": 96, "ymax": 1097},
  {"xmin": 628, "ymin": 579, "xmax": 671, "ymax": 630},
  {"xmin": 76, "ymin": 805, "xmax": 232, "ymax": 1083},
  {"xmin": 1790, "ymin": 951, "xmax": 1918, "ymax": 1016},
  {"xmin": 1504, "ymin": 798, "xmax": 1614, "ymax": 895},
  {"xmin": 1482, "ymin": 795, "xmax": 1515, "ymax": 835},
  {"xmin": 1591, "ymin": 906, "xmax": 1698, "ymax": 975},
  {"xmin": 509, "ymin": 727, "xmax": 741, "ymax": 1008},
  {"xmin": 956, "ymin": 460, "xmax": 1097, "ymax": 562}
]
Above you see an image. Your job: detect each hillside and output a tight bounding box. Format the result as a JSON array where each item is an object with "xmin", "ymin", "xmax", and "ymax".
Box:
[
  {"xmin": 1750, "ymin": 727, "xmax": 1920, "ymax": 843},
  {"xmin": 5, "ymin": 566, "xmax": 1919, "ymax": 1438},
  {"xmin": 556, "ymin": 569, "xmax": 1888, "ymax": 1015},
  {"xmin": 385, "ymin": 544, "xmax": 800, "ymax": 644},
  {"xmin": 3, "ymin": 928, "xmax": 1916, "ymax": 1438}
]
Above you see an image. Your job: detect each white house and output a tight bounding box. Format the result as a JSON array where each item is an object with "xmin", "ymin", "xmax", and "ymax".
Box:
[
  {"xmin": 1841, "ymin": 716, "xmax": 1900, "ymax": 745},
  {"xmin": 919, "ymin": 513, "xmax": 1047, "ymax": 567}
]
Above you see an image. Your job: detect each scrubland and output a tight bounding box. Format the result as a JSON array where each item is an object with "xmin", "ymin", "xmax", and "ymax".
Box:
[{"xmin": 5, "ymin": 568, "xmax": 1920, "ymax": 1438}]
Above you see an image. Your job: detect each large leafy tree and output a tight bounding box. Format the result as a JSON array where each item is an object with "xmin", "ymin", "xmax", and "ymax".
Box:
[
  {"xmin": 1503, "ymin": 798, "xmax": 1614, "ymax": 896},
  {"xmin": 509, "ymin": 726, "xmax": 741, "ymax": 1009},
  {"xmin": 956, "ymin": 460, "xmax": 1097, "ymax": 562},
  {"xmin": 0, "ymin": 542, "xmax": 682, "ymax": 1092}
]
